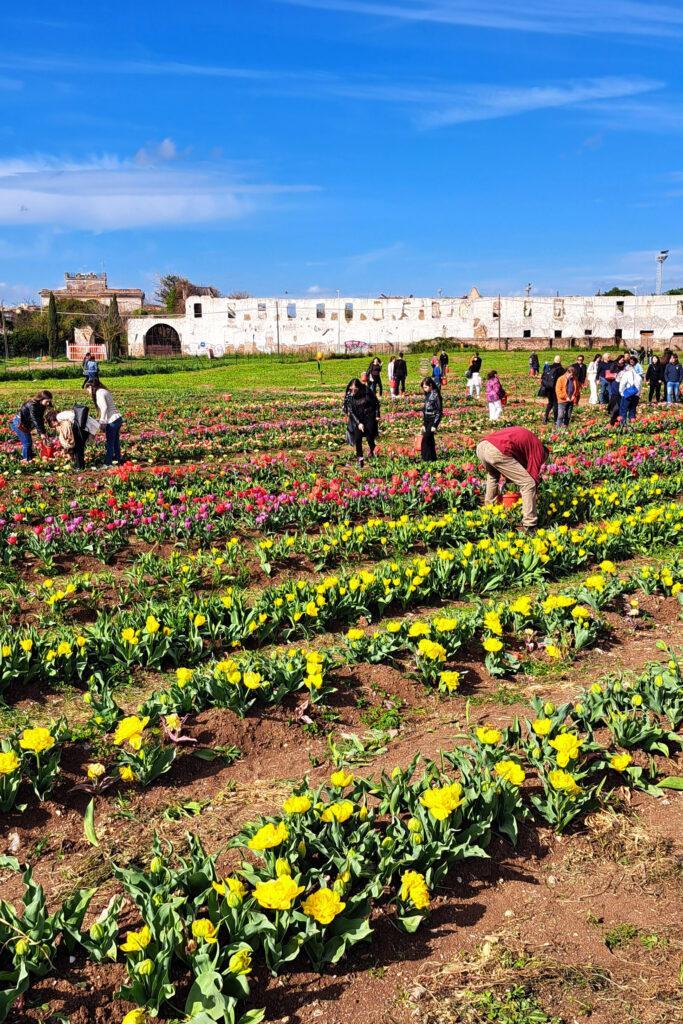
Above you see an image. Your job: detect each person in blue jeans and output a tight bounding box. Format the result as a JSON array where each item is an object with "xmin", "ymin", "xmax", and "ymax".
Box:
[
  {"xmin": 665, "ymin": 354, "xmax": 682, "ymax": 403},
  {"xmin": 82, "ymin": 352, "xmax": 99, "ymax": 387},
  {"xmin": 10, "ymin": 390, "xmax": 53, "ymax": 461},
  {"xmin": 87, "ymin": 380, "xmax": 123, "ymax": 465}
]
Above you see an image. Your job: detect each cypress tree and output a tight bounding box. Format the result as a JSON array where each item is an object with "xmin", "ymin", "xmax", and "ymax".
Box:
[
  {"xmin": 107, "ymin": 294, "xmax": 122, "ymax": 359},
  {"xmin": 47, "ymin": 292, "xmax": 58, "ymax": 358}
]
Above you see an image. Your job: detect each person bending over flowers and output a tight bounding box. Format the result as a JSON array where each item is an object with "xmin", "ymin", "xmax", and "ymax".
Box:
[{"xmin": 476, "ymin": 426, "xmax": 549, "ymax": 534}]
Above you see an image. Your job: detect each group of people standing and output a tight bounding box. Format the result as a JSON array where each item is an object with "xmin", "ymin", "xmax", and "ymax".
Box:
[
  {"xmin": 10, "ymin": 357, "xmax": 123, "ymax": 468},
  {"xmin": 344, "ymin": 355, "xmax": 442, "ymax": 466}
]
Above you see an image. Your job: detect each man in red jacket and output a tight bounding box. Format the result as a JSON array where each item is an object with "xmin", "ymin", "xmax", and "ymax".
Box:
[{"xmin": 476, "ymin": 426, "xmax": 549, "ymax": 532}]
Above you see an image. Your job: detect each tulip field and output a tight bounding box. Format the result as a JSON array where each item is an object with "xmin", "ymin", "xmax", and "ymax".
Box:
[{"xmin": 0, "ymin": 350, "xmax": 682, "ymax": 1024}]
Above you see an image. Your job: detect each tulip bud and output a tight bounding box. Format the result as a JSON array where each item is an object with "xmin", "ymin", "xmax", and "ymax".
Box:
[
  {"xmin": 358, "ymin": 805, "xmax": 368, "ymax": 821},
  {"xmin": 227, "ymin": 892, "xmax": 242, "ymax": 909},
  {"xmin": 149, "ymin": 856, "xmax": 163, "ymax": 874},
  {"xmin": 381, "ymin": 837, "xmax": 394, "ymax": 849},
  {"xmin": 543, "ymin": 701, "xmax": 555, "ymax": 715},
  {"xmin": 89, "ymin": 922, "xmax": 105, "ymax": 942},
  {"xmin": 275, "ymin": 858, "xmax": 292, "ymax": 877},
  {"xmin": 297, "ymin": 841, "xmax": 306, "ymax": 857},
  {"xmin": 15, "ymin": 938, "xmax": 29, "ymax": 957},
  {"xmin": 136, "ymin": 958, "xmax": 154, "ymax": 976},
  {"xmin": 407, "ymin": 817, "xmax": 421, "ymax": 833}
]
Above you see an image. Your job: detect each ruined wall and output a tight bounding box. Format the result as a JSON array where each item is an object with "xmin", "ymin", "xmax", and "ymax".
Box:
[{"xmin": 127, "ymin": 294, "xmax": 683, "ymax": 357}]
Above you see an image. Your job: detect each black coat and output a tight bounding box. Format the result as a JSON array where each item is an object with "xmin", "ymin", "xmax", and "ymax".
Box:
[
  {"xmin": 646, "ymin": 362, "xmax": 663, "ymax": 384},
  {"xmin": 572, "ymin": 362, "xmax": 587, "ymax": 385},
  {"xmin": 344, "ymin": 388, "xmax": 379, "ymax": 443},
  {"xmin": 393, "ymin": 357, "xmax": 407, "ymax": 380},
  {"xmin": 366, "ymin": 364, "xmax": 383, "ymax": 396},
  {"xmin": 19, "ymin": 399, "xmax": 48, "ymax": 435},
  {"xmin": 423, "ymin": 389, "xmax": 443, "ymax": 430}
]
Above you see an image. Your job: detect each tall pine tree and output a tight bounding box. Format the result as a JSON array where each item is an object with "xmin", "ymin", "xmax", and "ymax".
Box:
[
  {"xmin": 47, "ymin": 292, "xmax": 59, "ymax": 359},
  {"xmin": 106, "ymin": 295, "xmax": 122, "ymax": 359}
]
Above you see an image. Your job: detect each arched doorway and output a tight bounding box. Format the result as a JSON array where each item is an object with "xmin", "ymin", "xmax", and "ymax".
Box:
[{"xmin": 144, "ymin": 323, "xmax": 181, "ymax": 356}]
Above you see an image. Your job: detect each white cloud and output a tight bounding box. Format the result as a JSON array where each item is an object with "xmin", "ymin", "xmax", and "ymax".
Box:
[
  {"xmin": 419, "ymin": 77, "xmax": 660, "ymax": 127},
  {"xmin": 0, "ymin": 153, "xmax": 319, "ymax": 231},
  {"xmin": 274, "ymin": 0, "xmax": 683, "ymax": 38},
  {"xmin": 134, "ymin": 137, "xmax": 178, "ymax": 166},
  {"xmin": 307, "ymin": 284, "xmax": 324, "ymax": 293}
]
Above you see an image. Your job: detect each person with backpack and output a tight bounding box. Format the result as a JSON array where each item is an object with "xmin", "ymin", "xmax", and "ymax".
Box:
[
  {"xmin": 10, "ymin": 390, "xmax": 53, "ymax": 461},
  {"xmin": 421, "ymin": 377, "xmax": 443, "ymax": 461},
  {"xmin": 539, "ymin": 356, "xmax": 564, "ymax": 424},
  {"xmin": 88, "ymin": 379, "xmax": 123, "ymax": 465},
  {"xmin": 617, "ymin": 355, "xmax": 643, "ymax": 426},
  {"xmin": 393, "ymin": 351, "xmax": 407, "ymax": 396}
]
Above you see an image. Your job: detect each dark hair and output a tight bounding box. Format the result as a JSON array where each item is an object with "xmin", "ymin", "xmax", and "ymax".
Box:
[
  {"xmin": 34, "ymin": 389, "xmax": 53, "ymax": 403},
  {"xmin": 45, "ymin": 410, "xmax": 58, "ymax": 426},
  {"xmin": 486, "ymin": 370, "xmax": 498, "ymax": 380},
  {"xmin": 421, "ymin": 376, "xmax": 437, "ymax": 389}
]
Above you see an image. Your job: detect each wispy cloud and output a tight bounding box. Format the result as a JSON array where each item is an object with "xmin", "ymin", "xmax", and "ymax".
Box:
[
  {"xmin": 274, "ymin": 0, "xmax": 683, "ymax": 39},
  {"xmin": 419, "ymin": 77, "xmax": 659, "ymax": 127},
  {"xmin": 0, "ymin": 150, "xmax": 319, "ymax": 231}
]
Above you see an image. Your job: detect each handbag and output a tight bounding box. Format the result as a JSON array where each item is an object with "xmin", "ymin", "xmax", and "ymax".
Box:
[{"xmin": 622, "ymin": 385, "xmax": 638, "ymax": 399}]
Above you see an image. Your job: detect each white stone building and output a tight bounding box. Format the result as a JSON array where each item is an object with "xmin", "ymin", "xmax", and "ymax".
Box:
[{"xmin": 127, "ymin": 290, "xmax": 683, "ymax": 357}]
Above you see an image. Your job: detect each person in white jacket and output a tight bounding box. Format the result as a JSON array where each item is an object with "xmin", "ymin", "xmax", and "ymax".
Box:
[
  {"xmin": 53, "ymin": 408, "xmax": 100, "ymax": 470},
  {"xmin": 586, "ymin": 354, "xmax": 601, "ymax": 405},
  {"xmin": 617, "ymin": 357, "xmax": 643, "ymax": 426},
  {"xmin": 387, "ymin": 356, "xmax": 396, "ymax": 399}
]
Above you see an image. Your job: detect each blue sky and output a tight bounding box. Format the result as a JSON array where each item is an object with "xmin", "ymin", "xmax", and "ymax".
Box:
[{"xmin": 2, "ymin": 0, "xmax": 683, "ymax": 304}]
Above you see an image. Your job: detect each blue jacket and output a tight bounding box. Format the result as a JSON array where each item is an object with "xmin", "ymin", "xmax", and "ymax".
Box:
[{"xmin": 664, "ymin": 362, "xmax": 682, "ymax": 383}]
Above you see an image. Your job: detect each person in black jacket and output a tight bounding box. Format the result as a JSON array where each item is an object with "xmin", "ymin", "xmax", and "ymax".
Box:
[
  {"xmin": 10, "ymin": 390, "xmax": 53, "ymax": 461},
  {"xmin": 344, "ymin": 378, "xmax": 379, "ymax": 468},
  {"xmin": 646, "ymin": 355, "xmax": 663, "ymax": 402},
  {"xmin": 393, "ymin": 351, "xmax": 407, "ymax": 396},
  {"xmin": 366, "ymin": 358, "xmax": 383, "ymax": 397},
  {"xmin": 421, "ymin": 377, "xmax": 443, "ymax": 462},
  {"xmin": 539, "ymin": 357, "xmax": 564, "ymax": 424},
  {"xmin": 439, "ymin": 350, "xmax": 449, "ymax": 384}
]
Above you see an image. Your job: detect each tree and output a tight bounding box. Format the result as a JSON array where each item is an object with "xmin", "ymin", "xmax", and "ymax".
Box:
[
  {"xmin": 227, "ymin": 291, "xmax": 251, "ymax": 299},
  {"xmin": 601, "ymin": 287, "xmax": 635, "ymax": 297},
  {"xmin": 104, "ymin": 295, "xmax": 123, "ymax": 359},
  {"xmin": 155, "ymin": 274, "xmax": 222, "ymax": 313},
  {"xmin": 47, "ymin": 292, "xmax": 59, "ymax": 358},
  {"xmin": 666, "ymin": 288, "xmax": 683, "ymax": 295}
]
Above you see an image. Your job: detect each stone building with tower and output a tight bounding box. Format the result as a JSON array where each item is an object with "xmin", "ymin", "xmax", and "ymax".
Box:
[{"xmin": 39, "ymin": 273, "xmax": 144, "ymax": 315}]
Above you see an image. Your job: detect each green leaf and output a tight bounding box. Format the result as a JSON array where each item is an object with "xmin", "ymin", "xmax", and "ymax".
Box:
[
  {"xmin": 0, "ymin": 856, "xmax": 20, "ymax": 872},
  {"xmin": 658, "ymin": 776, "xmax": 683, "ymax": 790},
  {"xmin": 84, "ymin": 798, "xmax": 100, "ymax": 847}
]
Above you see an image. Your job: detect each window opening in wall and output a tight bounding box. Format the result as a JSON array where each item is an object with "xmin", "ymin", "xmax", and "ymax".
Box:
[
  {"xmin": 345, "ymin": 302, "xmax": 353, "ymax": 322},
  {"xmin": 287, "ymin": 302, "xmax": 297, "ymax": 319},
  {"xmin": 227, "ymin": 306, "xmax": 236, "ymax": 320},
  {"xmin": 193, "ymin": 303, "xmax": 202, "ymax": 318},
  {"xmin": 316, "ymin": 303, "xmax": 325, "ymax": 319},
  {"xmin": 553, "ymin": 299, "xmax": 565, "ymax": 318},
  {"xmin": 492, "ymin": 299, "xmax": 500, "ymax": 318},
  {"xmin": 373, "ymin": 301, "xmax": 384, "ymax": 321},
  {"xmin": 523, "ymin": 301, "xmax": 532, "ymax": 318},
  {"xmin": 584, "ymin": 328, "xmax": 593, "ymax": 336},
  {"xmin": 615, "ymin": 328, "xmax": 623, "ymax": 340},
  {"xmin": 431, "ymin": 300, "xmax": 441, "ymax": 318},
  {"xmin": 616, "ymin": 300, "xmax": 625, "ymax": 313},
  {"xmin": 640, "ymin": 330, "xmax": 654, "ymax": 341},
  {"xmin": 257, "ymin": 302, "xmax": 267, "ymax": 320},
  {"xmin": 523, "ymin": 329, "xmax": 531, "ymax": 338},
  {"xmin": 677, "ymin": 301, "xmax": 683, "ymax": 316},
  {"xmin": 554, "ymin": 330, "xmax": 562, "ymax": 339}
]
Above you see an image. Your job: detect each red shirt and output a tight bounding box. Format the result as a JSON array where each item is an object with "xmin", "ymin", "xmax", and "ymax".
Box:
[{"xmin": 484, "ymin": 427, "xmax": 547, "ymax": 483}]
